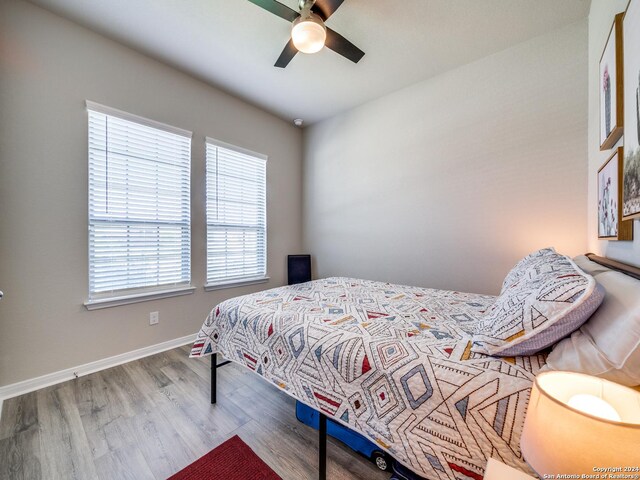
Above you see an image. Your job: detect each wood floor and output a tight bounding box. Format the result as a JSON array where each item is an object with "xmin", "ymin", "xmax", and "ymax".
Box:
[{"xmin": 0, "ymin": 346, "xmax": 390, "ymax": 480}]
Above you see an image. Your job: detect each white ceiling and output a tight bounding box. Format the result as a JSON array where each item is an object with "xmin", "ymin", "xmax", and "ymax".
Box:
[{"xmin": 28, "ymin": 0, "xmax": 591, "ymax": 124}]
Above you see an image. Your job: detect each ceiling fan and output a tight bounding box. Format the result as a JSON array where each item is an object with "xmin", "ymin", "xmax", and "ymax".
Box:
[{"xmin": 247, "ymin": 0, "xmax": 365, "ymax": 68}]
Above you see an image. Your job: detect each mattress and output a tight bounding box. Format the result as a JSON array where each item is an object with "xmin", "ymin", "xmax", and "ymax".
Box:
[{"xmin": 191, "ymin": 278, "xmax": 547, "ymax": 479}]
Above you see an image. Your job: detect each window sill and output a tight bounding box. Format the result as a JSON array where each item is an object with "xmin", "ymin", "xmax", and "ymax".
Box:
[
  {"xmin": 84, "ymin": 286, "xmax": 196, "ymax": 310},
  {"xmin": 204, "ymin": 277, "xmax": 270, "ymax": 291}
]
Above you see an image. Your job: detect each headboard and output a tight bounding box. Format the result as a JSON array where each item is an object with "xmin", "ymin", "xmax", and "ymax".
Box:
[{"xmin": 585, "ymin": 253, "xmax": 640, "ymax": 281}]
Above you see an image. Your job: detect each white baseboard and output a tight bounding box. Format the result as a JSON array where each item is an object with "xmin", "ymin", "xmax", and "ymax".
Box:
[{"xmin": 0, "ymin": 333, "xmax": 197, "ymax": 420}]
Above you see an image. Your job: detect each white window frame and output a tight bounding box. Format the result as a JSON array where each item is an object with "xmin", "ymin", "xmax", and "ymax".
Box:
[
  {"xmin": 204, "ymin": 137, "xmax": 268, "ymax": 290},
  {"xmin": 84, "ymin": 101, "xmax": 194, "ymax": 310}
]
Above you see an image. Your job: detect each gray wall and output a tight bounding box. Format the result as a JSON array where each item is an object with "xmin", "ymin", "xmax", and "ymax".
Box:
[
  {"xmin": 587, "ymin": 0, "xmax": 640, "ymax": 264},
  {"xmin": 303, "ymin": 20, "xmax": 588, "ymax": 295},
  {"xmin": 0, "ymin": 1, "xmax": 303, "ymax": 387}
]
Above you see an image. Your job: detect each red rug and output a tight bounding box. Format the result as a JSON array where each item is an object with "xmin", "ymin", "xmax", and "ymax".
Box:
[{"xmin": 168, "ymin": 435, "xmax": 281, "ymax": 480}]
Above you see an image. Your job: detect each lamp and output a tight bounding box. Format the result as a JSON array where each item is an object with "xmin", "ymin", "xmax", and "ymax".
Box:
[
  {"xmin": 291, "ymin": 10, "xmax": 326, "ymax": 54},
  {"xmin": 520, "ymin": 371, "xmax": 640, "ymax": 477}
]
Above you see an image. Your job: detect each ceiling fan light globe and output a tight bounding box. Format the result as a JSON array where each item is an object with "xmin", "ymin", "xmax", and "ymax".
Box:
[{"xmin": 291, "ymin": 14, "xmax": 326, "ymax": 54}]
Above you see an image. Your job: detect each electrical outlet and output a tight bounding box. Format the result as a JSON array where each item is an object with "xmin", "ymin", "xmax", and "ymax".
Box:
[{"xmin": 149, "ymin": 311, "xmax": 159, "ymax": 325}]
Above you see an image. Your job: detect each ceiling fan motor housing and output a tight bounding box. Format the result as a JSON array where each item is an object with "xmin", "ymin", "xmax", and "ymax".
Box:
[{"xmin": 298, "ymin": 0, "xmax": 315, "ymax": 11}]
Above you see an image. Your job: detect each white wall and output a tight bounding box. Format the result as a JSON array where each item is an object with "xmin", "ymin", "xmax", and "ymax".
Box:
[
  {"xmin": 587, "ymin": 0, "xmax": 640, "ymax": 264},
  {"xmin": 303, "ymin": 21, "xmax": 588, "ymax": 295},
  {"xmin": 0, "ymin": 0, "xmax": 303, "ymax": 387}
]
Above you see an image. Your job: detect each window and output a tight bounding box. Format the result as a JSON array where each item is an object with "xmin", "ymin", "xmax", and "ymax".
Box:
[
  {"xmin": 205, "ymin": 138, "xmax": 267, "ymax": 288},
  {"xmin": 86, "ymin": 101, "xmax": 192, "ymax": 307}
]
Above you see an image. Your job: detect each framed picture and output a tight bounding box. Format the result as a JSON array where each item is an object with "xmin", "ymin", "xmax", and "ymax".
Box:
[
  {"xmin": 623, "ymin": 0, "xmax": 640, "ymax": 219},
  {"xmin": 598, "ymin": 147, "xmax": 633, "ymax": 240},
  {"xmin": 600, "ymin": 13, "xmax": 624, "ymax": 150}
]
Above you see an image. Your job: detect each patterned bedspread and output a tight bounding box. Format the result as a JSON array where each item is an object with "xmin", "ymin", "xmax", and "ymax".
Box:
[{"xmin": 191, "ymin": 278, "xmax": 546, "ymax": 479}]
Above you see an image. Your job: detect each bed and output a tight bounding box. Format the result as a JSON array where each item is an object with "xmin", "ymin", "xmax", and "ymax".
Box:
[{"xmin": 190, "ymin": 251, "xmax": 640, "ymax": 479}]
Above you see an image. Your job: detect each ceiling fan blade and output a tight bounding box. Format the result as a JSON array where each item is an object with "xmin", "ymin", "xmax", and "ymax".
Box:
[
  {"xmin": 246, "ymin": 0, "xmax": 299, "ymax": 22},
  {"xmin": 325, "ymin": 28, "xmax": 365, "ymax": 64},
  {"xmin": 275, "ymin": 39, "xmax": 298, "ymax": 68},
  {"xmin": 312, "ymin": 0, "xmax": 346, "ymax": 21}
]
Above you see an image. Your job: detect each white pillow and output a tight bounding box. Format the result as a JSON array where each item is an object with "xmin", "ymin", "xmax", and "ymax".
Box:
[
  {"xmin": 545, "ymin": 270, "xmax": 640, "ymax": 386},
  {"xmin": 572, "ymin": 254, "xmax": 611, "ymax": 277}
]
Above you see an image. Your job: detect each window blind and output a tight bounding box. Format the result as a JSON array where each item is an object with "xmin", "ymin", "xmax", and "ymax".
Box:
[
  {"xmin": 206, "ymin": 139, "xmax": 267, "ymax": 285},
  {"xmin": 87, "ymin": 102, "xmax": 191, "ymax": 299}
]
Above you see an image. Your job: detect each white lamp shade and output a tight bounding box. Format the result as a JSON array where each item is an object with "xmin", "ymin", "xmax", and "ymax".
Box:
[
  {"xmin": 521, "ymin": 371, "xmax": 640, "ymax": 476},
  {"xmin": 291, "ymin": 13, "xmax": 326, "ymax": 54}
]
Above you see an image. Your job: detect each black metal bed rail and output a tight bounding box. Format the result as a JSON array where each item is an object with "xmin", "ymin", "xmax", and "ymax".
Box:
[{"xmin": 210, "ymin": 354, "xmax": 328, "ymax": 480}]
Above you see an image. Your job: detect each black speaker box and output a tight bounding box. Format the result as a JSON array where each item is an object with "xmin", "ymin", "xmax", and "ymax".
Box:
[{"xmin": 288, "ymin": 255, "xmax": 311, "ymax": 285}]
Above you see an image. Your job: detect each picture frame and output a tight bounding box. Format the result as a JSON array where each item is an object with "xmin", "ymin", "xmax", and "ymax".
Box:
[
  {"xmin": 599, "ymin": 13, "xmax": 624, "ymax": 150},
  {"xmin": 598, "ymin": 147, "xmax": 633, "ymax": 240},
  {"xmin": 623, "ymin": 0, "xmax": 640, "ymax": 219}
]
